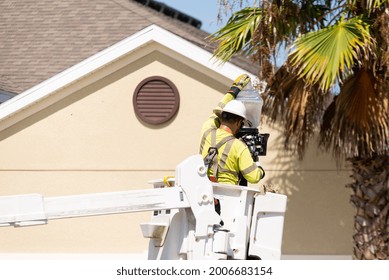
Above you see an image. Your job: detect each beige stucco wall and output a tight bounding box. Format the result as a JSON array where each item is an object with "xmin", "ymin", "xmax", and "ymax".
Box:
[{"xmin": 0, "ymin": 44, "xmax": 354, "ymax": 257}]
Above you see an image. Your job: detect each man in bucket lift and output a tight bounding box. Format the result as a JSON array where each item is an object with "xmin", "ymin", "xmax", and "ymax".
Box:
[{"xmin": 199, "ymin": 74, "xmax": 265, "ymax": 188}]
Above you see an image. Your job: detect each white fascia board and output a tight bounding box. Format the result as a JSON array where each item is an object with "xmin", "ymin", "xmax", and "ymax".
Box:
[
  {"xmin": 149, "ymin": 25, "xmax": 254, "ymax": 80},
  {"xmin": 0, "ymin": 26, "xmax": 154, "ymax": 123},
  {"xmin": 0, "ymin": 24, "xmax": 254, "ymax": 129}
]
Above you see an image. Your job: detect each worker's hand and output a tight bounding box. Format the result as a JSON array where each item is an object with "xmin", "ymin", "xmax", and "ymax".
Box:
[{"xmin": 228, "ymin": 74, "xmax": 251, "ymax": 97}]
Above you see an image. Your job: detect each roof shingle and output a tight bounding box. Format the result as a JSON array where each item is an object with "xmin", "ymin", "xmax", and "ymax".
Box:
[{"xmin": 0, "ymin": 0, "xmax": 257, "ymax": 94}]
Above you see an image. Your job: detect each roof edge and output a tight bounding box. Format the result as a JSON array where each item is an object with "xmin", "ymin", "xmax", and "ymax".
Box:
[{"xmin": 0, "ymin": 24, "xmax": 255, "ymax": 130}]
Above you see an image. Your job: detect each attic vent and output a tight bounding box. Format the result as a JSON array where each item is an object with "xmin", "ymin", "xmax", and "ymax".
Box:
[{"xmin": 133, "ymin": 76, "xmax": 180, "ymax": 125}]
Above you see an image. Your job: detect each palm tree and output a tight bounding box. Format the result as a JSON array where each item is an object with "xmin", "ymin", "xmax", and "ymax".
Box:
[{"xmin": 211, "ymin": 0, "xmax": 389, "ymax": 259}]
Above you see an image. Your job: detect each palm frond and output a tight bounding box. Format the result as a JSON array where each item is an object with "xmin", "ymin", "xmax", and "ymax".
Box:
[
  {"xmin": 210, "ymin": 7, "xmax": 263, "ymax": 62},
  {"xmin": 262, "ymin": 65, "xmax": 294, "ymax": 122},
  {"xmin": 367, "ymin": 0, "xmax": 388, "ymax": 10},
  {"xmin": 320, "ymin": 68, "xmax": 389, "ymax": 159},
  {"xmin": 290, "ymin": 16, "xmax": 372, "ymax": 90},
  {"xmin": 264, "ymin": 64, "xmax": 330, "ymax": 158}
]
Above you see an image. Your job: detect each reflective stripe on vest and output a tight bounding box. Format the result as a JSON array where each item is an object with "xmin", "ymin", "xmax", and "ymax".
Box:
[{"xmin": 241, "ymin": 162, "xmax": 258, "ymax": 176}]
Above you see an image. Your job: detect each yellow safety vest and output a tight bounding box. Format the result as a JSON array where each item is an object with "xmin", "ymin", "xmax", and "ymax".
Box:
[{"xmin": 199, "ymin": 93, "xmax": 263, "ymax": 185}]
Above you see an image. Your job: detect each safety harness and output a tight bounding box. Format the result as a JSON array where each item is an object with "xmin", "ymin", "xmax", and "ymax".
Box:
[{"xmin": 202, "ymin": 131, "xmax": 235, "ymax": 182}]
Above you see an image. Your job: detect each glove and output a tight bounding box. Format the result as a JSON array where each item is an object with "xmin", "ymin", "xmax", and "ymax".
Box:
[{"xmin": 227, "ymin": 74, "xmax": 250, "ymax": 97}]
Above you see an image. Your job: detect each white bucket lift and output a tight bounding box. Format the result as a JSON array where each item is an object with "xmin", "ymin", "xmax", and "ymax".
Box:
[{"xmin": 0, "ymin": 155, "xmax": 287, "ymax": 260}]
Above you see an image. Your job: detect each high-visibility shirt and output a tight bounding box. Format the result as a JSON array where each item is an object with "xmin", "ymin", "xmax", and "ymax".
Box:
[{"xmin": 199, "ymin": 93, "xmax": 264, "ymax": 185}]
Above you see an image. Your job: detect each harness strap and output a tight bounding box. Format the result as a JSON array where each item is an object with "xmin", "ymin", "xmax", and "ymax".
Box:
[
  {"xmin": 204, "ymin": 133, "xmax": 235, "ymax": 182},
  {"xmin": 199, "ymin": 127, "xmax": 214, "ymax": 154}
]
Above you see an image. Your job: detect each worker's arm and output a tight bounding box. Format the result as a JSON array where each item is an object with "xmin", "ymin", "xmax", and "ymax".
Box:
[
  {"xmin": 200, "ymin": 74, "xmax": 251, "ymax": 154},
  {"xmin": 203, "ymin": 74, "xmax": 251, "ymax": 131},
  {"xmin": 239, "ymin": 147, "xmax": 265, "ymax": 184},
  {"xmin": 213, "ymin": 74, "xmax": 251, "ymax": 118},
  {"xmin": 199, "ymin": 93, "xmax": 233, "ymax": 154},
  {"xmin": 207, "ymin": 92, "xmax": 234, "ymax": 128}
]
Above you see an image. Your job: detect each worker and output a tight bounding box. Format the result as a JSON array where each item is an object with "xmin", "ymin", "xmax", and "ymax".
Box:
[{"xmin": 199, "ymin": 74, "xmax": 265, "ymax": 186}]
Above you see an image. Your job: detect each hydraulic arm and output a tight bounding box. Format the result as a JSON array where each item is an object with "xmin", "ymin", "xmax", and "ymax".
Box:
[{"xmin": 0, "ymin": 155, "xmax": 287, "ymax": 260}]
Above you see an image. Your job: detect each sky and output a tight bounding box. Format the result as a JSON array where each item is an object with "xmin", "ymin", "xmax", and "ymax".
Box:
[
  {"xmin": 156, "ymin": 0, "xmax": 248, "ymax": 34},
  {"xmin": 156, "ymin": 1, "xmax": 287, "ymax": 65}
]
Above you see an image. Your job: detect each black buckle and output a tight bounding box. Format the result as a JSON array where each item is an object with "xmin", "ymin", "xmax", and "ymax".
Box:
[{"xmin": 204, "ymin": 147, "xmax": 218, "ymax": 166}]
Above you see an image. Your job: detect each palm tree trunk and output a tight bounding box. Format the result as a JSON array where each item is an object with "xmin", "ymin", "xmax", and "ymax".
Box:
[{"xmin": 348, "ymin": 155, "xmax": 389, "ymax": 260}]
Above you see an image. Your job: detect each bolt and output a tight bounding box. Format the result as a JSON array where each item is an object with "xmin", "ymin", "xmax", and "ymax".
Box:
[{"xmin": 198, "ymin": 165, "xmax": 206, "ymax": 176}]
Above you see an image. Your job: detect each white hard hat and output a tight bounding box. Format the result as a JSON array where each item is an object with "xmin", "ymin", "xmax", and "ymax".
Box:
[{"xmin": 222, "ymin": 100, "xmax": 247, "ymax": 120}]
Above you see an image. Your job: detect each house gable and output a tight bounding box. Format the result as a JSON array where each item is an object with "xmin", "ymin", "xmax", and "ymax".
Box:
[{"xmin": 0, "ymin": 24, "xmax": 254, "ymax": 132}]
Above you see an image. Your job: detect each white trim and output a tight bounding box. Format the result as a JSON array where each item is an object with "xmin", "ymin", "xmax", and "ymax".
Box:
[{"xmin": 0, "ymin": 24, "xmax": 254, "ymax": 130}]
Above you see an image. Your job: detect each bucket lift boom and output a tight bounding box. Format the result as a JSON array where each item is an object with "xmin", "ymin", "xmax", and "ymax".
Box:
[{"xmin": 0, "ymin": 155, "xmax": 287, "ymax": 260}]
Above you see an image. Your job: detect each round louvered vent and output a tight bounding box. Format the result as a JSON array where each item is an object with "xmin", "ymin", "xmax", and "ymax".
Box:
[{"xmin": 133, "ymin": 76, "xmax": 180, "ymax": 125}]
